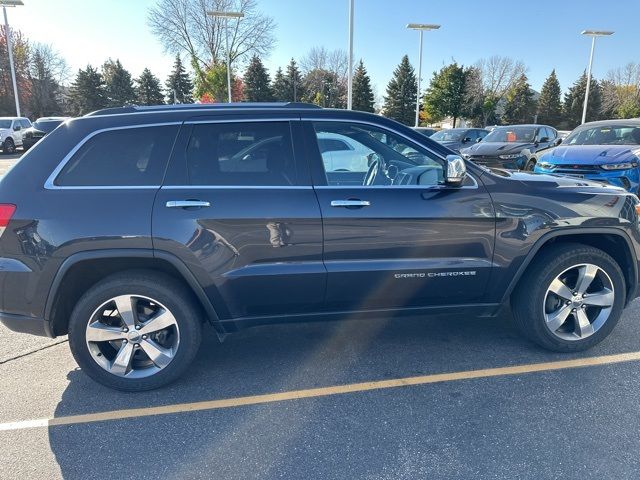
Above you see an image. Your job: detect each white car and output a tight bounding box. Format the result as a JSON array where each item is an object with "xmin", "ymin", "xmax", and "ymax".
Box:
[
  {"xmin": 317, "ymin": 132, "xmax": 373, "ymax": 172},
  {"xmin": 0, "ymin": 117, "xmax": 32, "ymax": 154}
]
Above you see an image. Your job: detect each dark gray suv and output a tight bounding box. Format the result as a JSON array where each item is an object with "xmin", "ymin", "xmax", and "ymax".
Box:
[{"xmin": 1, "ymin": 103, "xmax": 639, "ymax": 391}]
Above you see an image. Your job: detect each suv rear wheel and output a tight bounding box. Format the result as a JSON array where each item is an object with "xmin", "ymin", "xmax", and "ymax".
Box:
[
  {"xmin": 2, "ymin": 137, "xmax": 15, "ymax": 154},
  {"xmin": 512, "ymin": 243, "xmax": 625, "ymax": 352},
  {"xmin": 68, "ymin": 271, "xmax": 202, "ymax": 391}
]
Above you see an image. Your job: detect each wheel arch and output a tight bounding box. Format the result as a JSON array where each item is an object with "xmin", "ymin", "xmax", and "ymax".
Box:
[
  {"xmin": 45, "ymin": 249, "xmax": 224, "ymax": 336},
  {"xmin": 504, "ymin": 228, "xmax": 638, "ymax": 306}
]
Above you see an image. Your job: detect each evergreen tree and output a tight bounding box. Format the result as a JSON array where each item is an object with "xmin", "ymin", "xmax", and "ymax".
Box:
[
  {"xmin": 422, "ymin": 62, "xmax": 467, "ymax": 127},
  {"xmin": 537, "ymin": 70, "xmax": 563, "ymax": 127},
  {"xmin": 285, "ymin": 58, "xmax": 304, "ymax": 102},
  {"xmin": 461, "ymin": 66, "xmax": 486, "ymax": 127},
  {"xmin": 563, "ymin": 72, "xmax": 602, "ymax": 128},
  {"xmin": 352, "ymin": 59, "xmax": 374, "ymax": 112},
  {"xmin": 272, "ymin": 67, "xmax": 288, "ymax": 101},
  {"xmin": 28, "ymin": 48, "xmax": 61, "ymax": 117},
  {"xmin": 243, "ymin": 55, "xmax": 274, "ymax": 102},
  {"xmin": 383, "ymin": 55, "xmax": 417, "ymax": 126},
  {"xmin": 135, "ymin": 68, "xmax": 165, "ymax": 106},
  {"xmin": 165, "ymin": 54, "xmax": 193, "ymax": 104},
  {"xmin": 67, "ymin": 65, "xmax": 107, "ymax": 115},
  {"xmin": 302, "ymin": 68, "xmax": 341, "ymax": 108},
  {"xmin": 502, "ymin": 73, "xmax": 537, "ymax": 124},
  {"xmin": 102, "ymin": 59, "xmax": 136, "ymax": 107}
]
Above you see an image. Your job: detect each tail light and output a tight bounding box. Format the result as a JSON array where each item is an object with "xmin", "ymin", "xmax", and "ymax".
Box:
[{"xmin": 0, "ymin": 204, "xmax": 16, "ymax": 237}]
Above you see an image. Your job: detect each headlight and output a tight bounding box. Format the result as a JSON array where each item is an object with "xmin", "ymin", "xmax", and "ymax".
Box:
[
  {"xmin": 499, "ymin": 153, "xmax": 522, "ymax": 159},
  {"xmin": 538, "ymin": 162, "xmax": 555, "ymax": 169},
  {"xmin": 601, "ymin": 162, "xmax": 639, "ymax": 171}
]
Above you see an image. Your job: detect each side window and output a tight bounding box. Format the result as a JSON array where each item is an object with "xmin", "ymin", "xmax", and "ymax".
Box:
[
  {"xmin": 318, "ymin": 137, "xmax": 352, "ymax": 153},
  {"xmin": 185, "ymin": 122, "xmax": 296, "ymax": 186},
  {"xmin": 477, "ymin": 129, "xmax": 488, "ymax": 140},
  {"xmin": 465, "ymin": 130, "xmax": 478, "ymax": 141},
  {"xmin": 21, "ymin": 119, "xmax": 31, "ymax": 129},
  {"xmin": 547, "ymin": 128, "xmax": 557, "ymax": 140},
  {"xmin": 55, "ymin": 125, "xmax": 178, "ymax": 187},
  {"xmin": 313, "ymin": 122, "xmax": 445, "ymax": 187},
  {"xmin": 11, "ymin": 120, "xmax": 20, "ymax": 130}
]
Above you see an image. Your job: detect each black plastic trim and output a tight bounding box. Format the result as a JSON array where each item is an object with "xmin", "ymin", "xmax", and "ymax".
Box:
[{"xmin": 0, "ymin": 312, "xmax": 50, "ymax": 337}]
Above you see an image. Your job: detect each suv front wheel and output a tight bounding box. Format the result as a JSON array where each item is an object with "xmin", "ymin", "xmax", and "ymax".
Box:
[
  {"xmin": 513, "ymin": 243, "xmax": 625, "ymax": 352},
  {"xmin": 68, "ymin": 271, "xmax": 202, "ymax": 391}
]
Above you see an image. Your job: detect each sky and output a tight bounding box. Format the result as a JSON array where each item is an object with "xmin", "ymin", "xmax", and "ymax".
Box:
[{"xmin": 5, "ymin": 0, "xmax": 640, "ymax": 99}]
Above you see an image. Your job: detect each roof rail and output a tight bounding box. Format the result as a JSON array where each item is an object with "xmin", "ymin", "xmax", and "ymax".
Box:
[{"xmin": 85, "ymin": 102, "xmax": 322, "ymax": 117}]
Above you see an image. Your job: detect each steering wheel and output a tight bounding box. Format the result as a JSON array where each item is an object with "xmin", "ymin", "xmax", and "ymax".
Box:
[{"xmin": 363, "ymin": 153, "xmax": 385, "ymax": 186}]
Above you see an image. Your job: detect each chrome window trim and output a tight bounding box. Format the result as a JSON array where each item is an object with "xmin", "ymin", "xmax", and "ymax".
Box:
[
  {"xmin": 44, "ymin": 122, "xmax": 182, "ymax": 190},
  {"xmin": 161, "ymin": 185, "xmax": 313, "ymax": 190},
  {"xmin": 307, "ymin": 118, "xmax": 479, "ymax": 190}
]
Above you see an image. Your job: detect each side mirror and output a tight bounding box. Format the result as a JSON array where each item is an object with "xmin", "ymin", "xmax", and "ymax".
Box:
[
  {"xmin": 462, "ymin": 137, "xmax": 472, "ymax": 143},
  {"xmin": 445, "ymin": 154, "xmax": 467, "ymax": 186},
  {"xmin": 476, "ymin": 137, "xmax": 482, "ymax": 143},
  {"xmin": 13, "ymin": 125, "xmax": 21, "ymax": 131},
  {"xmin": 553, "ymin": 138, "xmax": 562, "ymax": 146},
  {"xmin": 539, "ymin": 137, "xmax": 550, "ymax": 143}
]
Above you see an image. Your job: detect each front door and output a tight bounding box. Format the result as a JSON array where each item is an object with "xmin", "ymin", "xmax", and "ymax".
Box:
[
  {"xmin": 304, "ymin": 120, "xmax": 496, "ymax": 312},
  {"xmin": 153, "ymin": 118, "xmax": 325, "ymax": 320}
]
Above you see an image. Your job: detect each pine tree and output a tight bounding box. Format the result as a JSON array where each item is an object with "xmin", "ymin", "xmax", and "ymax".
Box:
[
  {"xmin": 102, "ymin": 59, "xmax": 136, "ymax": 107},
  {"xmin": 243, "ymin": 55, "xmax": 274, "ymax": 102},
  {"xmin": 422, "ymin": 62, "xmax": 467, "ymax": 127},
  {"xmin": 28, "ymin": 49, "xmax": 61, "ymax": 117},
  {"xmin": 67, "ymin": 65, "xmax": 107, "ymax": 115},
  {"xmin": 352, "ymin": 59, "xmax": 374, "ymax": 112},
  {"xmin": 272, "ymin": 67, "xmax": 288, "ymax": 101},
  {"xmin": 502, "ymin": 73, "xmax": 537, "ymax": 124},
  {"xmin": 383, "ymin": 55, "xmax": 417, "ymax": 126},
  {"xmin": 165, "ymin": 54, "xmax": 193, "ymax": 104},
  {"xmin": 285, "ymin": 58, "xmax": 304, "ymax": 102},
  {"xmin": 563, "ymin": 72, "xmax": 602, "ymax": 128},
  {"xmin": 135, "ymin": 68, "xmax": 165, "ymax": 106},
  {"xmin": 536, "ymin": 70, "xmax": 562, "ymax": 127}
]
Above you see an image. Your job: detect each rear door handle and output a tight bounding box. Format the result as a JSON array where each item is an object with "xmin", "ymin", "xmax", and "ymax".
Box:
[
  {"xmin": 330, "ymin": 200, "xmax": 371, "ymax": 208},
  {"xmin": 166, "ymin": 200, "xmax": 211, "ymax": 209}
]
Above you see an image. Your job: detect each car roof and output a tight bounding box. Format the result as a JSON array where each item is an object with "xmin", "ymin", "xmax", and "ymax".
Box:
[
  {"xmin": 578, "ymin": 119, "xmax": 640, "ymax": 128},
  {"xmin": 85, "ymin": 102, "xmax": 322, "ymax": 117},
  {"xmin": 493, "ymin": 124, "xmax": 553, "ymax": 128}
]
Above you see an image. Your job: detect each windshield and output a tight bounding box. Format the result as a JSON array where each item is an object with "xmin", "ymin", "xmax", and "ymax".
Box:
[
  {"xmin": 484, "ymin": 126, "xmax": 536, "ymax": 143},
  {"xmin": 32, "ymin": 120, "xmax": 63, "ymax": 132},
  {"xmin": 0, "ymin": 120, "xmax": 11, "ymax": 129},
  {"xmin": 431, "ymin": 130, "xmax": 464, "ymax": 141},
  {"xmin": 564, "ymin": 125, "xmax": 640, "ymax": 146}
]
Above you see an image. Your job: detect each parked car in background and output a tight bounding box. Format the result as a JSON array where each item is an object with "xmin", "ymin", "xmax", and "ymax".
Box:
[
  {"xmin": 430, "ymin": 128, "xmax": 489, "ymax": 153},
  {"xmin": 0, "ymin": 117, "xmax": 32, "ymax": 154},
  {"xmin": 460, "ymin": 124, "xmax": 559, "ymax": 170},
  {"xmin": 534, "ymin": 120, "xmax": 640, "ymax": 193},
  {"xmin": 412, "ymin": 127, "xmax": 437, "ymax": 137},
  {"xmin": 22, "ymin": 117, "xmax": 69, "ymax": 150}
]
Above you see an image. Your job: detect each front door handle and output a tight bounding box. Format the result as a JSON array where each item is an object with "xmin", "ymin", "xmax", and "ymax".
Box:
[
  {"xmin": 166, "ymin": 200, "xmax": 211, "ymax": 209},
  {"xmin": 331, "ymin": 200, "xmax": 371, "ymax": 208}
]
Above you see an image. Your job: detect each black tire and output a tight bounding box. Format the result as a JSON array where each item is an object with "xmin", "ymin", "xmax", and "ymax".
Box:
[
  {"xmin": 524, "ymin": 158, "xmax": 536, "ymax": 171},
  {"xmin": 3, "ymin": 138, "xmax": 15, "ymax": 154},
  {"xmin": 68, "ymin": 270, "xmax": 202, "ymax": 391},
  {"xmin": 512, "ymin": 243, "xmax": 625, "ymax": 352}
]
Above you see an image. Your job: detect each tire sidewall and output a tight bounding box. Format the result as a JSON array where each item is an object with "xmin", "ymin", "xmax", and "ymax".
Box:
[
  {"xmin": 528, "ymin": 250, "xmax": 625, "ymax": 350},
  {"xmin": 68, "ymin": 276, "xmax": 201, "ymax": 391}
]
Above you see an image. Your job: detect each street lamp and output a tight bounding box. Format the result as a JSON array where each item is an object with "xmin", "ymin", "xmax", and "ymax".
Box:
[
  {"xmin": 407, "ymin": 23, "xmax": 440, "ymax": 127},
  {"xmin": 1, "ymin": 0, "xmax": 23, "ymax": 116},
  {"xmin": 207, "ymin": 10, "xmax": 244, "ymax": 103},
  {"xmin": 581, "ymin": 29, "xmax": 613, "ymax": 124},
  {"xmin": 347, "ymin": 0, "xmax": 354, "ymax": 109}
]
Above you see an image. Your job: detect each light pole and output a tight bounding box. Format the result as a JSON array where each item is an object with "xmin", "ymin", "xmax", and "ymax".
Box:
[
  {"xmin": 1, "ymin": 0, "xmax": 23, "ymax": 117},
  {"xmin": 207, "ymin": 10, "xmax": 244, "ymax": 103},
  {"xmin": 581, "ymin": 29, "xmax": 613, "ymax": 124},
  {"xmin": 347, "ymin": 0, "xmax": 354, "ymax": 109},
  {"xmin": 407, "ymin": 23, "xmax": 440, "ymax": 127}
]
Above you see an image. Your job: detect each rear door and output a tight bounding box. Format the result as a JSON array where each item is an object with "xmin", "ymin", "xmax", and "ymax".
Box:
[
  {"xmin": 152, "ymin": 116, "xmax": 325, "ymax": 320},
  {"xmin": 303, "ymin": 119, "xmax": 495, "ymax": 312}
]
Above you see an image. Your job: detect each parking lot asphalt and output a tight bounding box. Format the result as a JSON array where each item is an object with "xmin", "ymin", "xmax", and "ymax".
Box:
[
  {"xmin": 3, "ymin": 152, "xmax": 640, "ymax": 479},
  {"xmin": 3, "ymin": 302, "xmax": 640, "ymax": 480}
]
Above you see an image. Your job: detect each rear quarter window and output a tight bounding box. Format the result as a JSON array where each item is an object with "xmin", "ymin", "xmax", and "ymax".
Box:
[{"xmin": 55, "ymin": 125, "xmax": 178, "ymax": 187}]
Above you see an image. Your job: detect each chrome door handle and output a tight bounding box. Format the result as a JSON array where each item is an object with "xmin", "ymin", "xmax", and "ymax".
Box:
[
  {"xmin": 166, "ymin": 200, "xmax": 211, "ymax": 209},
  {"xmin": 330, "ymin": 200, "xmax": 371, "ymax": 208}
]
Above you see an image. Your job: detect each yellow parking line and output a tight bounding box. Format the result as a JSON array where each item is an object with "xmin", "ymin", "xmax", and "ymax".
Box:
[{"xmin": 3, "ymin": 350, "xmax": 640, "ymax": 432}]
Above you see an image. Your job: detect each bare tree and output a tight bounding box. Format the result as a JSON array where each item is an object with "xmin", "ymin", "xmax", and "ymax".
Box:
[
  {"xmin": 602, "ymin": 63, "xmax": 640, "ymax": 118},
  {"xmin": 301, "ymin": 46, "xmax": 348, "ymax": 82},
  {"xmin": 147, "ymin": 0, "xmax": 276, "ymax": 72}
]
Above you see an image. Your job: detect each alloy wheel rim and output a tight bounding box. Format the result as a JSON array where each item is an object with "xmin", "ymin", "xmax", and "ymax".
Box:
[
  {"xmin": 543, "ymin": 263, "xmax": 614, "ymax": 341},
  {"xmin": 85, "ymin": 295, "xmax": 180, "ymax": 378}
]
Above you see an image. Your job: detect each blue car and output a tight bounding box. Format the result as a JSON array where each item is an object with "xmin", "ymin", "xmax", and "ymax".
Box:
[{"xmin": 534, "ymin": 120, "xmax": 640, "ymax": 193}]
